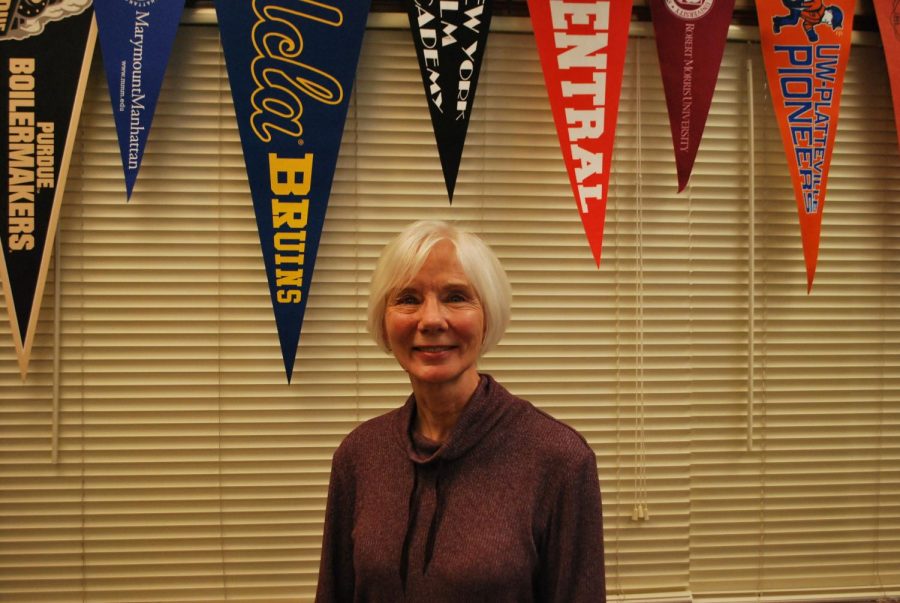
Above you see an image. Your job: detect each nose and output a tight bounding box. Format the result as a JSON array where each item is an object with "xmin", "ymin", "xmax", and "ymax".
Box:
[{"xmin": 418, "ymin": 295, "xmax": 447, "ymax": 331}]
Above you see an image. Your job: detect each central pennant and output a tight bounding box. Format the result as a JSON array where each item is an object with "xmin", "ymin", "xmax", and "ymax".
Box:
[
  {"xmin": 406, "ymin": 0, "xmax": 493, "ymax": 201},
  {"xmin": 215, "ymin": 0, "xmax": 370, "ymax": 381},
  {"xmin": 527, "ymin": 0, "xmax": 633, "ymax": 266},
  {"xmin": 756, "ymin": 0, "xmax": 855, "ymax": 290}
]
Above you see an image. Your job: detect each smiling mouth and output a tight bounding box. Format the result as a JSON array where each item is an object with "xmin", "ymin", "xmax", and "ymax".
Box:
[{"xmin": 414, "ymin": 345, "xmax": 455, "ymax": 352}]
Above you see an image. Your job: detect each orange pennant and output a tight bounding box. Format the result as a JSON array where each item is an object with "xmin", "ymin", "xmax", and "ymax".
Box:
[
  {"xmin": 873, "ymin": 0, "xmax": 900, "ymax": 155},
  {"xmin": 756, "ymin": 0, "xmax": 855, "ymax": 291}
]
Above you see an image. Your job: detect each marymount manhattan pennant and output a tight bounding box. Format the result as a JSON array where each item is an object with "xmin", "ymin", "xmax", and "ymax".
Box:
[
  {"xmin": 215, "ymin": 0, "xmax": 371, "ymax": 381},
  {"xmin": 94, "ymin": 0, "xmax": 186, "ymax": 200},
  {"xmin": 406, "ymin": 0, "xmax": 493, "ymax": 201},
  {"xmin": 756, "ymin": 0, "xmax": 855, "ymax": 290},
  {"xmin": 0, "ymin": 0, "xmax": 96, "ymax": 377},
  {"xmin": 527, "ymin": 0, "xmax": 633, "ymax": 266}
]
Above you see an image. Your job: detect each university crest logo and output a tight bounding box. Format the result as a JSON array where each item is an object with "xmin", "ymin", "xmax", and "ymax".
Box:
[
  {"xmin": 664, "ymin": 0, "xmax": 714, "ymax": 20},
  {"xmin": 0, "ymin": 0, "xmax": 91, "ymax": 41}
]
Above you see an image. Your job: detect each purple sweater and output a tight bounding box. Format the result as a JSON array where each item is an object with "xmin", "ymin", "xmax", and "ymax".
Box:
[{"xmin": 316, "ymin": 374, "xmax": 605, "ymax": 602}]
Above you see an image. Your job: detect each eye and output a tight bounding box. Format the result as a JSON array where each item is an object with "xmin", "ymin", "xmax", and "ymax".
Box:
[
  {"xmin": 446, "ymin": 290, "xmax": 470, "ymax": 303},
  {"xmin": 393, "ymin": 292, "xmax": 419, "ymax": 305}
]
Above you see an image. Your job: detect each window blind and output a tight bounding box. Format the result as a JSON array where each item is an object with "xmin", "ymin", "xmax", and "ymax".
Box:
[{"xmin": 0, "ymin": 16, "xmax": 897, "ymax": 602}]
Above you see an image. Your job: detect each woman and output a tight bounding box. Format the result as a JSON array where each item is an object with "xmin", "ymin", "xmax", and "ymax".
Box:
[{"xmin": 316, "ymin": 220, "xmax": 605, "ymax": 602}]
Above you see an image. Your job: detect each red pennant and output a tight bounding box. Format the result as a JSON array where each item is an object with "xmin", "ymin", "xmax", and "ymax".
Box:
[
  {"xmin": 756, "ymin": 0, "xmax": 855, "ymax": 291},
  {"xmin": 648, "ymin": 0, "xmax": 735, "ymax": 192},
  {"xmin": 527, "ymin": 0, "xmax": 633, "ymax": 266},
  {"xmin": 873, "ymin": 0, "xmax": 900, "ymax": 154}
]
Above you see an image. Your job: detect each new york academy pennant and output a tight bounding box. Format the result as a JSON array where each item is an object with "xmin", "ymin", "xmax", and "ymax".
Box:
[
  {"xmin": 0, "ymin": 0, "xmax": 96, "ymax": 377},
  {"xmin": 649, "ymin": 0, "xmax": 734, "ymax": 192},
  {"xmin": 94, "ymin": 0, "xmax": 185, "ymax": 200},
  {"xmin": 215, "ymin": 0, "xmax": 370, "ymax": 381},
  {"xmin": 527, "ymin": 0, "xmax": 633, "ymax": 266},
  {"xmin": 873, "ymin": 0, "xmax": 900, "ymax": 154},
  {"xmin": 756, "ymin": 0, "xmax": 855, "ymax": 291},
  {"xmin": 406, "ymin": 0, "xmax": 493, "ymax": 201}
]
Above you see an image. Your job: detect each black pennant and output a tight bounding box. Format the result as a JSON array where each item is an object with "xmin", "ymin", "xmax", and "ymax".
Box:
[{"xmin": 406, "ymin": 0, "xmax": 493, "ymax": 201}]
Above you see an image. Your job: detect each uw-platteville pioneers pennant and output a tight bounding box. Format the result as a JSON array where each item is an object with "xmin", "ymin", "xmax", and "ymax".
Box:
[
  {"xmin": 0, "ymin": 1, "xmax": 96, "ymax": 378},
  {"xmin": 757, "ymin": 0, "xmax": 854, "ymax": 291},
  {"xmin": 94, "ymin": 0, "xmax": 185, "ymax": 200},
  {"xmin": 215, "ymin": 0, "xmax": 370, "ymax": 381},
  {"xmin": 407, "ymin": 0, "xmax": 493, "ymax": 201},
  {"xmin": 527, "ymin": 0, "xmax": 633, "ymax": 266},
  {"xmin": 649, "ymin": 0, "xmax": 734, "ymax": 192},
  {"xmin": 873, "ymin": 0, "xmax": 900, "ymax": 154}
]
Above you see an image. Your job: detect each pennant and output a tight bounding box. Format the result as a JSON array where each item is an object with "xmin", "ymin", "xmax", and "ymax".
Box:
[
  {"xmin": 756, "ymin": 0, "xmax": 855, "ymax": 291},
  {"xmin": 649, "ymin": 0, "xmax": 735, "ymax": 192},
  {"xmin": 873, "ymin": 0, "xmax": 900, "ymax": 154},
  {"xmin": 214, "ymin": 0, "xmax": 370, "ymax": 381},
  {"xmin": 94, "ymin": 0, "xmax": 185, "ymax": 200},
  {"xmin": 406, "ymin": 0, "xmax": 493, "ymax": 201},
  {"xmin": 0, "ymin": 1, "xmax": 96, "ymax": 377},
  {"xmin": 527, "ymin": 0, "xmax": 632, "ymax": 266}
]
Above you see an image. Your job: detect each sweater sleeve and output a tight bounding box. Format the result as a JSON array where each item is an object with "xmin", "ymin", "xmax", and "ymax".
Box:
[
  {"xmin": 315, "ymin": 446, "xmax": 356, "ymax": 603},
  {"xmin": 537, "ymin": 448, "xmax": 606, "ymax": 603}
]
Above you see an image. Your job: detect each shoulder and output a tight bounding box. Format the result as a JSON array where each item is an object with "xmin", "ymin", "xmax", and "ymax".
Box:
[
  {"xmin": 331, "ymin": 405, "xmax": 407, "ymax": 469},
  {"xmin": 518, "ymin": 401, "xmax": 597, "ymax": 470}
]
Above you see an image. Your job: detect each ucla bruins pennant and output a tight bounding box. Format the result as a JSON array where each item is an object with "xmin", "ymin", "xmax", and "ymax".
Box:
[
  {"xmin": 215, "ymin": 0, "xmax": 370, "ymax": 381},
  {"xmin": 94, "ymin": 0, "xmax": 185, "ymax": 200},
  {"xmin": 757, "ymin": 0, "xmax": 855, "ymax": 290},
  {"xmin": 407, "ymin": 0, "xmax": 493, "ymax": 201},
  {"xmin": 0, "ymin": 0, "xmax": 96, "ymax": 378}
]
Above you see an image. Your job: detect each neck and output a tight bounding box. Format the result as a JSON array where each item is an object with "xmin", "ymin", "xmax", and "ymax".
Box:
[{"xmin": 411, "ymin": 372, "xmax": 480, "ymax": 443}]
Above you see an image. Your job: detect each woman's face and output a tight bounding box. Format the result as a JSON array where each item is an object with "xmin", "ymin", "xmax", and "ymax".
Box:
[{"xmin": 384, "ymin": 240, "xmax": 485, "ymax": 394}]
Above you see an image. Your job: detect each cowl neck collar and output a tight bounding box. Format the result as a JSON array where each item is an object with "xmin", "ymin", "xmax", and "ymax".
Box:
[{"xmin": 392, "ymin": 373, "xmax": 517, "ymax": 464}]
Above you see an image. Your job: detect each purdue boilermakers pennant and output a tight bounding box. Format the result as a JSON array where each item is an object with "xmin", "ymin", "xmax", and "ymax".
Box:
[
  {"xmin": 215, "ymin": 0, "xmax": 370, "ymax": 381},
  {"xmin": 407, "ymin": 0, "xmax": 493, "ymax": 201},
  {"xmin": 527, "ymin": 0, "xmax": 633, "ymax": 266},
  {"xmin": 94, "ymin": 0, "xmax": 185, "ymax": 200},
  {"xmin": 0, "ymin": 0, "xmax": 96, "ymax": 377},
  {"xmin": 757, "ymin": 0, "xmax": 855, "ymax": 291}
]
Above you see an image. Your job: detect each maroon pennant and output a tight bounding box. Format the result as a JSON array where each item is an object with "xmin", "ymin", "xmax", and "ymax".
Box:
[{"xmin": 648, "ymin": 0, "xmax": 735, "ymax": 191}]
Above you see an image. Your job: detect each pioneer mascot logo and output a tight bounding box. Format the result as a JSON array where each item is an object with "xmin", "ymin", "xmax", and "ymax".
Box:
[{"xmin": 773, "ymin": 0, "xmax": 845, "ymax": 42}]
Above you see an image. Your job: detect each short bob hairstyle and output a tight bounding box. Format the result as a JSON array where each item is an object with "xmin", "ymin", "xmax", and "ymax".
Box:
[{"xmin": 367, "ymin": 220, "xmax": 512, "ymax": 356}]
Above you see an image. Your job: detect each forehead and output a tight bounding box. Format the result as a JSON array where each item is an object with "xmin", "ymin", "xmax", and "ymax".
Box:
[{"xmin": 402, "ymin": 240, "xmax": 473, "ymax": 288}]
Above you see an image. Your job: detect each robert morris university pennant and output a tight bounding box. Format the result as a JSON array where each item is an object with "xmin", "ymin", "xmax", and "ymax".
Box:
[
  {"xmin": 0, "ymin": 1, "xmax": 96, "ymax": 377},
  {"xmin": 407, "ymin": 0, "xmax": 493, "ymax": 201},
  {"xmin": 94, "ymin": 0, "xmax": 185, "ymax": 200},
  {"xmin": 215, "ymin": 0, "xmax": 370, "ymax": 381},
  {"xmin": 757, "ymin": 0, "xmax": 855, "ymax": 291},
  {"xmin": 527, "ymin": 0, "xmax": 633, "ymax": 266},
  {"xmin": 649, "ymin": 0, "xmax": 734, "ymax": 192},
  {"xmin": 874, "ymin": 0, "xmax": 900, "ymax": 154}
]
